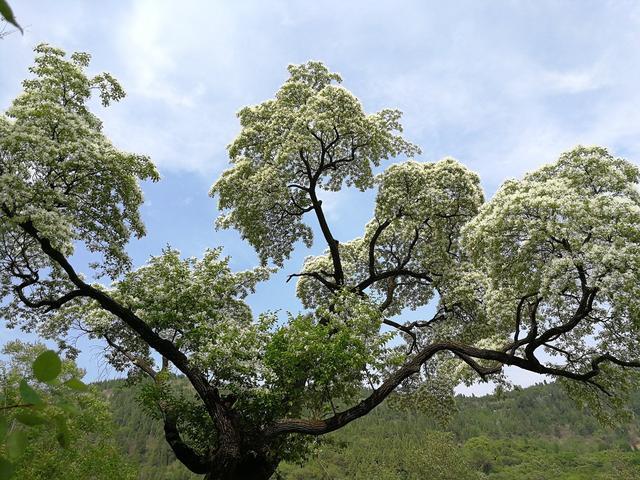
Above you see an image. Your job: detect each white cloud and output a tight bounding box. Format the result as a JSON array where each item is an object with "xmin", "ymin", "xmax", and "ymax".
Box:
[{"xmin": 538, "ymin": 69, "xmax": 605, "ymax": 94}]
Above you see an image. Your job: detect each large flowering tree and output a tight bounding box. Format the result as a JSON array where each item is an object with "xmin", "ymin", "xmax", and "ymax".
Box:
[{"xmin": 1, "ymin": 45, "xmax": 640, "ymax": 480}]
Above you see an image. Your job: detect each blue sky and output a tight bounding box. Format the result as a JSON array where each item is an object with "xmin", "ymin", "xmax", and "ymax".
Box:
[{"xmin": 1, "ymin": 0, "xmax": 639, "ymax": 393}]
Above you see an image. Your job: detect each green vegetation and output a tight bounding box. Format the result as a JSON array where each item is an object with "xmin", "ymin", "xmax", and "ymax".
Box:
[
  {"xmin": 2, "ymin": 43, "xmax": 640, "ymax": 479},
  {"xmin": 96, "ymin": 379, "xmax": 640, "ymax": 479},
  {"xmin": 0, "ymin": 342, "xmax": 135, "ymax": 480}
]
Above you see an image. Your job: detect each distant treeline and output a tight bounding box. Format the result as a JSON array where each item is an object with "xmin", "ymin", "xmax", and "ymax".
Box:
[{"xmin": 95, "ymin": 380, "xmax": 640, "ymax": 479}]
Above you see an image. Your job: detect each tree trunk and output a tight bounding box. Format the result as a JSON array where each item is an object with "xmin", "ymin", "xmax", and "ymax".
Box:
[{"xmin": 203, "ymin": 453, "xmax": 278, "ymax": 480}]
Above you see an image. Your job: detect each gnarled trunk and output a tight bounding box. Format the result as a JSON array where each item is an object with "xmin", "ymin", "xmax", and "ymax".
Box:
[{"xmin": 203, "ymin": 452, "xmax": 278, "ymax": 480}]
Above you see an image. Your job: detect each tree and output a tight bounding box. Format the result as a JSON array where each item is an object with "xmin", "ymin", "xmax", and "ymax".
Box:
[
  {"xmin": 279, "ymin": 430, "xmax": 479, "ymax": 480},
  {"xmin": 0, "ymin": 337, "xmax": 91, "ymax": 478},
  {"xmin": 1, "ymin": 44, "xmax": 639, "ymax": 479},
  {"xmin": 0, "ymin": 342, "xmax": 136, "ymax": 479}
]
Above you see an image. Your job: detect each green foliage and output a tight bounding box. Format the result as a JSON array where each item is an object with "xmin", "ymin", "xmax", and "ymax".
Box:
[
  {"xmin": 211, "ymin": 61, "xmax": 420, "ymax": 266},
  {"xmin": 0, "ymin": 342, "xmax": 136, "ymax": 479},
  {"xmin": 280, "ymin": 430, "xmax": 480, "ymax": 480},
  {"xmin": 264, "ymin": 291, "xmax": 391, "ymax": 416},
  {"xmin": 1, "ymin": 345, "xmax": 71, "ymax": 475},
  {"xmin": 279, "ymin": 382, "xmax": 640, "ymax": 479},
  {"xmin": 63, "ymin": 378, "xmax": 89, "ymax": 392},
  {"xmin": 14, "ymin": 411, "xmax": 47, "ymax": 427},
  {"xmin": 96, "ymin": 379, "xmax": 198, "ymax": 480},
  {"xmin": 96, "ymin": 379, "xmax": 640, "ymax": 479},
  {"xmin": 2, "ymin": 44, "xmax": 640, "ymax": 478},
  {"xmin": 0, "ymin": 42, "xmax": 158, "ymax": 295},
  {"xmin": 32, "ymin": 350, "xmax": 62, "ymax": 382},
  {"xmin": 18, "ymin": 379, "xmax": 43, "ymax": 407},
  {"xmin": 0, "ymin": 457, "xmax": 14, "ymax": 480},
  {"xmin": 4, "ymin": 430, "xmax": 25, "ymax": 460}
]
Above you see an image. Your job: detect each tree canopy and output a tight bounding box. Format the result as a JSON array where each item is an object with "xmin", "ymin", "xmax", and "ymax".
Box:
[{"xmin": 1, "ymin": 44, "xmax": 639, "ymax": 479}]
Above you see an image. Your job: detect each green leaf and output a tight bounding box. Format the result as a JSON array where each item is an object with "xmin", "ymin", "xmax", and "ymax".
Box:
[
  {"xmin": 54, "ymin": 416, "xmax": 71, "ymax": 449},
  {"xmin": 32, "ymin": 350, "xmax": 62, "ymax": 382},
  {"xmin": 0, "ymin": 0, "xmax": 22, "ymax": 34},
  {"xmin": 57, "ymin": 399, "xmax": 81, "ymax": 416},
  {"xmin": 0, "ymin": 457, "xmax": 14, "ymax": 480},
  {"xmin": 5, "ymin": 430, "xmax": 26, "ymax": 460},
  {"xmin": 15, "ymin": 411, "xmax": 47, "ymax": 426},
  {"xmin": 18, "ymin": 379, "xmax": 43, "ymax": 407},
  {"xmin": 64, "ymin": 378, "xmax": 89, "ymax": 392}
]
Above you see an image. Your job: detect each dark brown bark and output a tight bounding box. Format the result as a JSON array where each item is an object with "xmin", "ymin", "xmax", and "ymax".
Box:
[{"xmin": 203, "ymin": 453, "xmax": 277, "ymax": 480}]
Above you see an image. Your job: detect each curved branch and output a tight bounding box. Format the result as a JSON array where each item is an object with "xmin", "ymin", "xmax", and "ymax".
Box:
[
  {"xmin": 368, "ymin": 219, "xmax": 391, "ymax": 278},
  {"xmin": 286, "ymin": 271, "xmax": 338, "ymax": 291},
  {"xmin": 14, "ymin": 277, "xmax": 84, "ymax": 313},
  {"xmin": 16, "ymin": 218, "xmax": 221, "ymax": 414},
  {"xmin": 590, "ymin": 353, "xmax": 640, "ymax": 372},
  {"xmin": 266, "ymin": 342, "xmax": 472, "ymax": 436},
  {"xmin": 265, "ymin": 335, "xmax": 640, "ymax": 437},
  {"xmin": 164, "ymin": 414, "xmax": 211, "ymax": 474}
]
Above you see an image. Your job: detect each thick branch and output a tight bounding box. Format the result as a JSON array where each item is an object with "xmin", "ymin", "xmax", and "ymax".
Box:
[
  {"xmin": 308, "ymin": 185, "xmax": 344, "ymax": 285},
  {"xmin": 0, "ymin": 403, "xmax": 37, "ymax": 411},
  {"xmin": 16, "ymin": 219, "xmax": 222, "ymax": 416},
  {"xmin": 266, "ymin": 334, "xmax": 640, "ymax": 436},
  {"xmin": 164, "ymin": 414, "xmax": 211, "ymax": 474},
  {"xmin": 295, "ymin": 147, "xmax": 345, "ymax": 284}
]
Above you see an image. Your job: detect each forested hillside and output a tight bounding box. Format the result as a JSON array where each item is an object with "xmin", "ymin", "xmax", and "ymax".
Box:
[{"xmin": 96, "ymin": 380, "xmax": 640, "ymax": 479}]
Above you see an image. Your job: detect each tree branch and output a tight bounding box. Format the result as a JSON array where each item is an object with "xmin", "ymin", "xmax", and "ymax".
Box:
[
  {"xmin": 14, "ymin": 276, "xmax": 84, "ymax": 313},
  {"xmin": 307, "ymin": 180, "xmax": 344, "ymax": 285},
  {"xmin": 356, "ymin": 268, "xmax": 434, "ymax": 292},
  {"xmin": 164, "ymin": 413, "xmax": 211, "ymax": 474},
  {"xmin": 15, "ymin": 218, "xmax": 222, "ymax": 417},
  {"xmin": 265, "ymin": 332, "xmax": 640, "ymax": 437},
  {"xmin": 104, "ymin": 335, "xmax": 158, "ymax": 380},
  {"xmin": 286, "ymin": 271, "xmax": 338, "ymax": 291},
  {"xmin": 368, "ymin": 219, "xmax": 391, "ymax": 278}
]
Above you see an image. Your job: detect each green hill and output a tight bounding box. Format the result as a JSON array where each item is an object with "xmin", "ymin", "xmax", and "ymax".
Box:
[{"xmin": 95, "ymin": 380, "xmax": 640, "ymax": 479}]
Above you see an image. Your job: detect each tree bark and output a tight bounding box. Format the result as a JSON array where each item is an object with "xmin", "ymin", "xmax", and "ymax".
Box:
[{"xmin": 203, "ymin": 452, "xmax": 278, "ymax": 480}]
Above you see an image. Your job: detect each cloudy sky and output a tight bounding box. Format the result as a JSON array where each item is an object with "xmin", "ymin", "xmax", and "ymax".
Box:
[{"xmin": 1, "ymin": 0, "xmax": 639, "ymax": 392}]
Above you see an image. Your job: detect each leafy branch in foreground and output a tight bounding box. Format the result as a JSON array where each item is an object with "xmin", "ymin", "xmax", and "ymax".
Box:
[
  {"xmin": 0, "ymin": 343, "xmax": 93, "ymax": 479},
  {"xmin": 1, "ymin": 44, "xmax": 639, "ymax": 479},
  {"xmin": 0, "ymin": 1, "xmax": 21, "ymax": 34}
]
